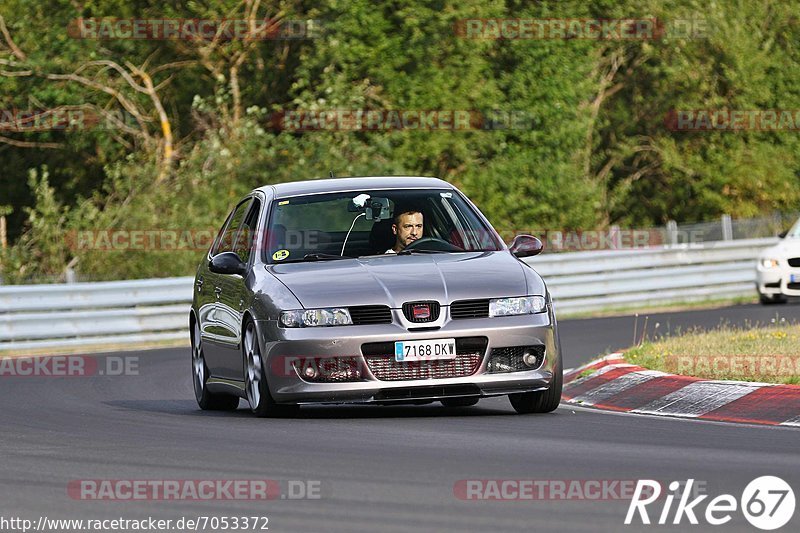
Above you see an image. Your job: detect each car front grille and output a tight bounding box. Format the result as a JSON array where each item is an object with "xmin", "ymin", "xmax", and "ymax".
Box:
[
  {"xmin": 348, "ymin": 305, "xmax": 393, "ymax": 325},
  {"xmin": 362, "ymin": 337, "xmax": 487, "ymax": 381},
  {"xmin": 402, "ymin": 301, "xmax": 440, "ymax": 323},
  {"xmin": 486, "ymin": 345, "xmax": 545, "ymax": 373},
  {"xmin": 450, "ymin": 299, "xmax": 490, "ymax": 319},
  {"xmin": 788, "ymin": 282, "xmax": 800, "ymax": 290},
  {"xmin": 788, "ymin": 257, "xmax": 800, "ymax": 267}
]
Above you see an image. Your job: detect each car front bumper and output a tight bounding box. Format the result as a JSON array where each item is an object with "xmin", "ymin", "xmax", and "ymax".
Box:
[
  {"xmin": 255, "ymin": 307, "xmax": 560, "ymax": 404},
  {"xmin": 756, "ymin": 264, "xmax": 800, "ymax": 297}
]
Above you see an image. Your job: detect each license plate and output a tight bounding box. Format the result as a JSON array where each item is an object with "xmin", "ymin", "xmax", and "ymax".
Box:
[{"xmin": 395, "ymin": 338, "xmax": 457, "ymax": 362}]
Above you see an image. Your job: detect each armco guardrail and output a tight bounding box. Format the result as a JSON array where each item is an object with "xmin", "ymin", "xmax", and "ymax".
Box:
[
  {"xmin": 525, "ymin": 237, "xmax": 776, "ymax": 312},
  {"xmin": 0, "ymin": 237, "xmax": 776, "ymax": 352},
  {"xmin": 0, "ymin": 277, "xmax": 194, "ymax": 352}
]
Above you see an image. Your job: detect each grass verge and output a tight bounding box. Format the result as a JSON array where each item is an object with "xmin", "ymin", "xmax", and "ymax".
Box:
[
  {"xmin": 0, "ymin": 338, "xmax": 188, "ymax": 358},
  {"xmin": 559, "ymin": 294, "xmax": 758, "ymax": 320},
  {"xmin": 624, "ymin": 324, "xmax": 800, "ymax": 385}
]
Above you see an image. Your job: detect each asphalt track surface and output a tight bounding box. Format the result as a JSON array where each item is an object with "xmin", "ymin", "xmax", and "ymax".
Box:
[{"xmin": 2, "ymin": 302, "xmax": 799, "ymax": 532}]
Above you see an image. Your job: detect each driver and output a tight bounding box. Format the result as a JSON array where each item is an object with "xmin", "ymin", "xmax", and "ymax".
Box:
[{"xmin": 386, "ymin": 209, "xmax": 423, "ymax": 253}]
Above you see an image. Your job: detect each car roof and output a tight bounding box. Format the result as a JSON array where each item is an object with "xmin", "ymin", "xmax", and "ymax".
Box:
[{"xmin": 255, "ymin": 176, "xmax": 453, "ymax": 199}]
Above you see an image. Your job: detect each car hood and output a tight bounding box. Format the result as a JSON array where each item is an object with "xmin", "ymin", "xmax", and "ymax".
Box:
[
  {"xmin": 266, "ymin": 252, "xmax": 535, "ymax": 309},
  {"xmin": 761, "ymin": 238, "xmax": 800, "ymax": 258}
]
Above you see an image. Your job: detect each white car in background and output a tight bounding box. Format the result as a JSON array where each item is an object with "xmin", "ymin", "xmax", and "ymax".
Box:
[{"xmin": 756, "ymin": 219, "xmax": 800, "ymax": 304}]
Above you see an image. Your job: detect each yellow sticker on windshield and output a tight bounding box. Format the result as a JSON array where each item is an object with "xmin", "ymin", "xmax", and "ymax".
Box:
[
  {"xmin": 272, "ymin": 249, "xmax": 290, "ymax": 261},
  {"xmin": 278, "ymin": 200, "xmax": 289, "ymax": 205}
]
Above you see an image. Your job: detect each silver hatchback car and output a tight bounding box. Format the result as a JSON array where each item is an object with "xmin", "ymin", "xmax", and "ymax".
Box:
[{"xmin": 190, "ymin": 177, "xmax": 562, "ymax": 416}]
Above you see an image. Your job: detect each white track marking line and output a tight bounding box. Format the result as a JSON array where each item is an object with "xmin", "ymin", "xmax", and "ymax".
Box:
[
  {"xmin": 562, "ymin": 403, "xmax": 800, "ymax": 431},
  {"xmin": 564, "ymin": 353, "xmax": 624, "ymax": 376},
  {"xmin": 780, "ymin": 415, "xmax": 800, "ymax": 427},
  {"xmin": 632, "ymin": 381, "xmax": 762, "ymax": 418},
  {"xmin": 563, "ymin": 362, "xmax": 638, "ymax": 388},
  {"xmin": 568, "ymin": 370, "xmax": 667, "ymax": 406}
]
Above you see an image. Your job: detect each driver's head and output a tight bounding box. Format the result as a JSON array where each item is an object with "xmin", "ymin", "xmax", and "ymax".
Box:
[{"xmin": 391, "ymin": 209, "xmax": 423, "ymax": 251}]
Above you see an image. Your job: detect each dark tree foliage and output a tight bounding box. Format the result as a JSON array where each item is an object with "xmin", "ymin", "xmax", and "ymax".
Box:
[{"xmin": 1, "ymin": 0, "xmax": 798, "ymax": 281}]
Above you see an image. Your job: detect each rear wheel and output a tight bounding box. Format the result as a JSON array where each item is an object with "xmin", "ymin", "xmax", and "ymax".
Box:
[
  {"xmin": 440, "ymin": 397, "xmax": 480, "ymax": 407},
  {"xmin": 508, "ymin": 357, "xmax": 562, "ymax": 414},
  {"xmin": 243, "ymin": 320, "xmax": 299, "ymax": 418},
  {"xmin": 192, "ymin": 321, "xmax": 239, "ymax": 411}
]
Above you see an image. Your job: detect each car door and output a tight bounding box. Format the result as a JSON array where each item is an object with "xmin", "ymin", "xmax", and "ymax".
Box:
[
  {"xmin": 216, "ymin": 197, "xmax": 262, "ymax": 379},
  {"xmin": 202, "ymin": 198, "xmax": 252, "ymax": 378}
]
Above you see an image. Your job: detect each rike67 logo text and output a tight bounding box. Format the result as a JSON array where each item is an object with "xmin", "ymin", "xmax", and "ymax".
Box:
[{"xmin": 626, "ymin": 477, "xmax": 795, "ymax": 530}]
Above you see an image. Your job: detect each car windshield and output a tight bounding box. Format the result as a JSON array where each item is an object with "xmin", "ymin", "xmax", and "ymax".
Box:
[
  {"xmin": 787, "ymin": 218, "xmax": 800, "ymax": 238},
  {"xmin": 264, "ymin": 188, "xmax": 503, "ymax": 263}
]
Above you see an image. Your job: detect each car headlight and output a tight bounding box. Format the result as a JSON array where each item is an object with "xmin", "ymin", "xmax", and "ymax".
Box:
[
  {"xmin": 489, "ymin": 296, "xmax": 547, "ymax": 317},
  {"xmin": 760, "ymin": 258, "xmax": 779, "ymax": 269},
  {"xmin": 280, "ymin": 308, "xmax": 353, "ymax": 327}
]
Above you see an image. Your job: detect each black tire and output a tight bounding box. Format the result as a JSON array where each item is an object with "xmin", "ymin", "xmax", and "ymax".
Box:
[
  {"xmin": 508, "ymin": 357, "xmax": 563, "ymax": 414},
  {"xmin": 243, "ymin": 320, "xmax": 299, "ymax": 418},
  {"xmin": 440, "ymin": 397, "xmax": 480, "ymax": 407},
  {"xmin": 192, "ymin": 320, "xmax": 240, "ymax": 411},
  {"xmin": 759, "ymin": 293, "xmax": 787, "ymax": 305}
]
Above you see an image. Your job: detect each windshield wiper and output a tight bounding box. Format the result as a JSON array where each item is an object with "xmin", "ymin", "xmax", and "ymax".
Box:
[
  {"xmin": 302, "ymin": 253, "xmax": 352, "ymax": 261},
  {"xmin": 281, "ymin": 253, "xmax": 352, "ymax": 263},
  {"xmin": 396, "ymin": 249, "xmax": 447, "ymax": 255}
]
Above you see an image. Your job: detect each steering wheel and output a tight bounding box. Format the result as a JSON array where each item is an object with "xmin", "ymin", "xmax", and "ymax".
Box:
[{"xmin": 403, "ymin": 237, "xmax": 464, "ymax": 252}]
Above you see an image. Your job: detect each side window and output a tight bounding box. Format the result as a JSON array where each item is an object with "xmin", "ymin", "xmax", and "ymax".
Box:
[
  {"xmin": 234, "ymin": 198, "xmax": 261, "ymax": 264},
  {"xmin": 211, "ymin": 199, "xmax": 252, "ymax": 256}
]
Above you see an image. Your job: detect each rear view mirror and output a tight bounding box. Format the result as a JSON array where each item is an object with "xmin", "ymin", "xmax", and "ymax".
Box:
[
  {"xmin": 509, "ymin": 235, "xmax": 543, "ymax": 258},
  {"xmin": 366, "ymin": 197, "xmax": 391, "ymax": 220}
]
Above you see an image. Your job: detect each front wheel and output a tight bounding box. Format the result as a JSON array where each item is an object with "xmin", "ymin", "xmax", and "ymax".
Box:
[
  {"xmin": 243, "ymin": 320, "xmax": 299, "ymax": 418},
  {"xmin": 759, "ymin": 293, "xmax": 787, "ymax": 305},
  {"xmin": 508, "ymin": 358, "xmax": 562, "ymax": 414},
  {"xmin": 192, "ymin": 321, "xmax": 239, "ymax": 411}
]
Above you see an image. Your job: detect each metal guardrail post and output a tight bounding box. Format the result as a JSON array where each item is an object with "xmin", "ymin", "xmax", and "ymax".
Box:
[
  {"xmin": 666, "ymin": 220, "xmax": 678, "ymax": 246},
  {"xmin": 721, "ymin": 214, "xmax": 733, "ymax": 241},
  {"xmin": 609, "ymin": 225, "xmax": 621, "ymax": 249}
]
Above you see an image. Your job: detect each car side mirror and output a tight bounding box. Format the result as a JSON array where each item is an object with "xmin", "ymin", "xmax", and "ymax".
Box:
[
  {"xmin": 509, "ymin": 235, "xmax": 543, "ymax": 258},
  {"xmin": 778, "ymin": 230, "xmax": 788, "ymax": 239},
  {"xmin": 209, "ymin": 251, "xmax": 247, "ymax": 276}
]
